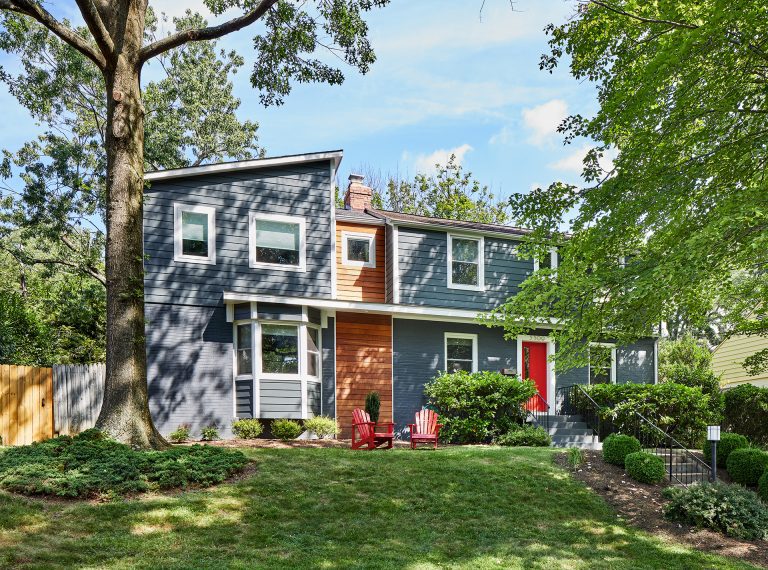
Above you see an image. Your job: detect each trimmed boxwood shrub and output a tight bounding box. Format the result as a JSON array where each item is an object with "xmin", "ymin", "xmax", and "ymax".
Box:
[
  {"xmin": 624, "ymin": 451, "xmax": 666, "ymax": 484},
  {"xmin": 703, "ymin": 432, "xmax": 749, "ymax": 468},
  {"xmin": 424, "ymin": 371, "xmax": 536, "ymax": 443},
  {"xmin": 726, "ymin": 448, "xmax": 768, "ymax": 486},
  {"xmin": 232, "ymin": 419, "xmax": 263, "ymax": 439},
  {"xmin": 271, "ymin": 419, "xmax": 303, "ymax": 441},
  {"xmin": 494, "ymin": 425, "xmax": 551, "ymax": 447},
  {"xmin": 303, "ymin": 416, "xmax": 340, "ymax": 439},
  {"xmin": 602, "ymin": 434, "xmax": 641, "ymax": 466},
  {"xmin": 724, "ymin": 384, "xmax": 768, "ymax": 446},
  {"xmin": 663, "ymin": 482, "xmax": 768, "ymax": 540}
]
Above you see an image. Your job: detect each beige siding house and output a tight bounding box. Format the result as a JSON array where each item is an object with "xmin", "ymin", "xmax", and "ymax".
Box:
[{"xmin": 713, "ymin": 334, "xmax": 768, "ymax": 389}]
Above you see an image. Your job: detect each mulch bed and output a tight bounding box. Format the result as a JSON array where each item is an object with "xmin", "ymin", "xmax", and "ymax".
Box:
[{"xmin": 554, "ymin": 450, "xmax": 768, "ymax": 568}]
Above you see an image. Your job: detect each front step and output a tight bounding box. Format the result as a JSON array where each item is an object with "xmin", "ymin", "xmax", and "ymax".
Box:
[
  {"xmin": 533, "ymin": 413, "xmax": 602, "ymax": 450},
  {"xmin": 551, "ymin": 434, "xmax": 602, "ymax": 450}
]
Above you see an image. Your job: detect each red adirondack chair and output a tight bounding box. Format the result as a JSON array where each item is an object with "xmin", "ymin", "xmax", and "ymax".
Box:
[
  {"xmin": 351, "ymin": 408, "xmax": 394, "ymax": 450},
  {"xmin": 408, "ymin": 409, "xmax": 443, "ymax": 450}
]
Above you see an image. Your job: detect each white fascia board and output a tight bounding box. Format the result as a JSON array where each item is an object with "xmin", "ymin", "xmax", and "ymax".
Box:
[
  {"xmin": 387, "ymin": 219, "xmax": 534, "ymax": 243},
  {"xmin": 145, "ymin": 150, "xmax": 344, "ymax": 182}
]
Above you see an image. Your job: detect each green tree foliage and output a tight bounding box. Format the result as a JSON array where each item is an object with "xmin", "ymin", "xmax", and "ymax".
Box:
[
  {"xmin": 658, "ymin": 335, "xmax": 721, "ymax": 402},
  {"xmin": 486, "ymin": 1, "xmax": 768, "ymax": 374}
]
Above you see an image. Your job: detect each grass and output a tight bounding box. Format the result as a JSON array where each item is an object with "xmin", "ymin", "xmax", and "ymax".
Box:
[{"xmin": 0, "ymin": 446, "xmax": 759, "ymax": 569}]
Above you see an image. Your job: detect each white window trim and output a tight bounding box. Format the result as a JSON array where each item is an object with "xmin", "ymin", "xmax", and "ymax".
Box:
[
  {"xmin": 533, "ymin": 247, "xmax": 558, "ymax": 272},
  {"xmin": 447, "ymin": 234, "xmax": 485, "ymax": 291},
  {"xmin": 306, "ymin": 323, "xmax": 322, "ymax": 380},
  {"xmin": 258, "ymin": 320, "xmax": 303, "ymax": 380},
  {"xmin": 341, "ymin": 231, "xmax": 376, "ymax": 268},
  {"xmin": 173, "ymin": 203, "xmax": 216, "ymax": 265},
  {"xmin": 249, "ymin": 212, "xmax": 306, "ymax": 272},
  {"xmin": 589, "ymin": 342, "xmax": 617, "ymax": 385},
  {"xmin": 444, "ymin": 332, "xmax": 478, "ymax": 373}
]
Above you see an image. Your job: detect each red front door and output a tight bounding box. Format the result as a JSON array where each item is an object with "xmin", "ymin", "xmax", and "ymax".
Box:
[{"xmin": 522, "ymin": 341, "xmax": 548, "ymax": 411}]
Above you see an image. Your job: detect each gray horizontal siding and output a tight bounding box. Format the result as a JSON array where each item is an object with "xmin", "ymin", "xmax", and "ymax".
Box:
[
  {"xmin": 322, "ymin": 317, "xmax": 335, "ymax": 418},
  {"xmin": 308, "ymin": 382, "xmax": 321, "ymax": 417},
  {"xmin": 143, "ymin": 162, "xmax": 333, "ymax": 307},
  {"xmin": 257, "ymin": 303, "xmax": 302, "ymax": 321},
  {"xmin": 260, "ymin": 379, "xmax": 302, "ymax": 419},
  {"xmin": 618, "ymin": 339, "xmax": 656, "ymax": 384},
  {"xmin": 234, "ymin": 303, "xmax": 251, "ymax": 320},
  {"xmin": 396, "ymin": 228, "xmax": 532, "ymax": 310},
  {"xmin": 235, "ymin": 379, "xmax": 253, "ymax": 418}
]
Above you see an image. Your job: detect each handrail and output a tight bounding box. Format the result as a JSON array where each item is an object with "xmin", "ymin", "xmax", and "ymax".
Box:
[{"xmin": 523, "ymin": 391, "xmax": 550, "ymax": 432}]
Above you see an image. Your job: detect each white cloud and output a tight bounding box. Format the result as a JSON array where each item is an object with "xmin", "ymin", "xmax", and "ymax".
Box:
[
  {"xmin": 406, "ymin": 144, "xmax": 474, "ymax": 175},
  {"xmin": 522, "ymin": 99, "xmax": 568, "ymax": 147},
  {"xmin": 489, "ymin": 126, "xmax": 512, "ymax": 145}
]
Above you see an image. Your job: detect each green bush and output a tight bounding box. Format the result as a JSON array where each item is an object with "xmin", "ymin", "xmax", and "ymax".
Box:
[
  {"xmin": 200, "ymin": 425, "xmax": 220, "ymax": 441},
  {"xmin": 271, "ymin": 419, "xmax": 303, "ymax": 441},
  {"xmin": 602, "ymin": 434, "xmax": 641, "ymax": 466},
  {"xmin": 758, "ymin": 470, "xmax": 768, "ymax": 503},
  {"xmin": 424, "ymin": 371, "xmax": 536, "ymax": 443},
  {"xmin": 663, "ymin": 482, "xmax": 768, "ymax": 540},
  {"xmin": 703, "ymin": 433, "xmax": 749, "ymax": 468},
  {"xmin": 583, "ymin": 382, "xmax": 718, "ymax": 447},
  {"xmin": 0, "ymin": 429, "xmax": 248, "ymax": 498},
  {"xmin": 303, "ymin": 416, "xmax": 340, "ymax": 439},
  {"xmin": 659, "ymin": 336, "xmax": 722, "ymax": 404},
  {"xmin": 724, "ymin": 384, "xmax": 768, "ymax": 446},
  {"xmin": 726, "ymin": 448, "xmax": 768, "ymax": 486},
  {"xmin": 567, "ymin": 447, "xmax": 585, "ymax": 469},
  {"xmin": 494, "ymin": 425, "xmax": 551, "ymax": 447},
  {"xmin": 168, "ymin": 424, "xmax": 191, "ymax": 444},
  {"xmin": 365, "ymin": 392, "xmax": 381, "ymax": 423},
  {"xmin": 624, "ymin": 451, "xmax": 666, "ymax": 484},
  {"xmin": 232, "ymin": 419, "xmax": 263, "ymax": 439}
]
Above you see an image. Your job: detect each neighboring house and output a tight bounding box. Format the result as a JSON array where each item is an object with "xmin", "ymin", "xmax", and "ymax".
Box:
[
  {"xmin": 713, "ymin": 334, "xmax": 768, "ymax": 389},
  {"xmin": 143, "ymin": 150, "xmax": 658, "ymax": 438}
]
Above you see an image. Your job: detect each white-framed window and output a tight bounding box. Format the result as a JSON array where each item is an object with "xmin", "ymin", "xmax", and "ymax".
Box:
[
  {"xmin": 589, "ymin": 343, "xmax": 616, "ymax": 385},
  {"xmin": 447, "ymin": 234, "xmax": 484, "ymax": 290},
  {"xmin": 249, "ymin": 213, "xmax": 306, "ymax": 271},
  {"xmin": 306, "ymin": 325, "xmax": 321, "ymax": 378},
  {"xmin": 235, "ymin": 322, "xmax": 253, "ymax": 377},
  {"xmin": 173, "ymin": 203, "xmax": 216, "ymax": 264},
  {"xmin": 533, "ymin": 247, "xmax": 558, "ymax": 272},
  {"xmin": 341, "ymin": 231, "xmax": 375, "ymax": 268},
  {"xmin": 260, "ymin": 323, "xmax": 300, "ymax": 375},
  {"xmin": 445, "ymin": 332, "xmax": 478, "ymax": 372}
]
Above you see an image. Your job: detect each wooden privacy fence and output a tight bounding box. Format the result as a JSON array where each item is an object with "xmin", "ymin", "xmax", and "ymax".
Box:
[{"xmin": 0, "ymin": 363, "xmax": 105, "ymax": 445}]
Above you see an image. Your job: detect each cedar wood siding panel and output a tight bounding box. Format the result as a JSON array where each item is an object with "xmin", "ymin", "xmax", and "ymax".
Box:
[
  {"xmin": 322, "ymin": 317, "xmax": 336, "ymax": 417},
  {"xmin": 396, "ymin": 227, "xmax": 533, "ymax": 310},
  {"xmin": 335, "ymin": 221, "xmax": 386, "ymax": 302},
  {"xmin": 143, "ymin": 162, "xmax": 333, "ymax": 307},
  {"xmin": 385, "ymin": 224, "xmax": 394, "ymax": 303},
  {"xmin": 335, "ymin": 312, "xmax": 392, "ymax": 437}
]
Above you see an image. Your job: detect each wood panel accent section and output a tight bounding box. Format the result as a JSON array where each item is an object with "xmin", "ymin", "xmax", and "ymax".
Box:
[
  {"xmin": 336, "ymin": 221, "xmax": 386, "ymax": 302},
  {"xmin": 335, "ymin": 312, "xmax": 392, "ymax": 437},
  {"xmin": 0, "ymin": 365, "xmax": 53, "ymax": 446}
]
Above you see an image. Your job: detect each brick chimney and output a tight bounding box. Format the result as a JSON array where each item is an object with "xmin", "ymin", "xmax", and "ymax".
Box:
[{"xmin": 344, "ymin": 174, "xmax": 373, "ymax": 211}]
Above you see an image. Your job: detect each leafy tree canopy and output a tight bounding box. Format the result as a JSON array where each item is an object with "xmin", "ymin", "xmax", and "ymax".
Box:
[{"xmin": 486, "ymin": 0, "xmax": 768, "ymax": 372}]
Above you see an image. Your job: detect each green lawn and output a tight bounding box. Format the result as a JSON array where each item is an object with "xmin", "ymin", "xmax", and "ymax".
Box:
[{"xmin": 0, "ymin": 446, "xmax": 757, "ymax": 569}]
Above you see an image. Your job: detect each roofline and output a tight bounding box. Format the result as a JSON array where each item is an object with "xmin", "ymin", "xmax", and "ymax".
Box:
[
  {"xmin": 366, "ymin": 210, "xmax": 535, "ymax": 241},
  {"xmin": 144, "ymin": 150, "xmax": 344, "ymax": 182}
]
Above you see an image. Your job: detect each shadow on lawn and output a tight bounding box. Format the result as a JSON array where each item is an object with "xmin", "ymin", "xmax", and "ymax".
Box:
[{"xmin": 0, "ymin": 448, "xmax": 755, "ymax": 569}]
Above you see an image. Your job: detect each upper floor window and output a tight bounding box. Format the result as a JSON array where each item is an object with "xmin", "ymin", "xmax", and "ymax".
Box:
[
  {"xmin": 249, "ymin": 213, "xmax": 306, "ymax": 271},
  {"xmin": 342, "ymin": 231, "xmax": 375, "ymax": 268},
  {"xmin": 447, "ymin": 234, "xmax": 484, "ymax": 290},
  {"xmin": 589, "ymin": 343, "xmax": 616, "ymax": 385},
  {"xmin": 445, "ymin": 333, "xmax": 478, "ymax": 372},
  {"xmin": 173, "ymin": 203, "xmax": 216, "ymax": 265},
  {"xmin": 533, "ymin": 248, "xmax": 558, "ymax": 272}
]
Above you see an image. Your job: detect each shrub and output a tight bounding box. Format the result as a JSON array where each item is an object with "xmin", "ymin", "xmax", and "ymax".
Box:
[
  {"xmin": 303, "ymin": 416, "xmax": 340, "ymax": 439},
  {"xmin": 625, "ymin": 451, "xmax": 666, "ymax": 484},
  {"xmin": 494, "ymin": 425, "xmax": 551, "ymax": 447},
  {"xmin": 200, "ymin": 425, "xmax": 220, "ymax": 441},
  {"xmin": 602, "ymin": 434, "xmax": 641, "ymax": 466},
  {"xmin": 168, "ymin": 424, "xmax": 191, "ymax": 444},
  {"xmin": 663, "ymin": 482, "xmax": 768, "ymax": 540},
  {"xmin": 424, "ymin": 371, "xmax": 536, "ymax": 443},
  {"xmin": 271, "ymin": 419, "xmax": 303, "ymax": 441},
  {"xmin": 726, "ymin": 448, "xmax": 768, "ymax": 486},
  {"xmin": 703, "ymin": 433, "xmax": 749, "ymax": 468},
  {"xmin": 724, "ymin": 384, "xmax": 768, "ymax": 446},
  {"xmin": 365, "ymin": 392, "xmax": 381, "ymax": 423},
  {"xmin": 0, "ymin": 429, "xmax": 248, "ymax": 498},
  {"xmin": 567, "ymin": 447, "xmax": 585, "ymax": 469},
  {"xmin": 583, "ymin": 382, "xmax": 718, "ymax": 447},
  {"xmin": 659, "ymin": 336, "xmax": 722, "ymax": 403},
  {"xmin": 232, "ymin": 419, "xmax": 263, "ymax": 439}
]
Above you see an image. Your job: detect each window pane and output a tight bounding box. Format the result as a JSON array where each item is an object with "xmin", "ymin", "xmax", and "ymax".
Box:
[
  {"xmin": 255, "ymin": 220, "xmax": 300, "ymax": 265},
  {"xmin": 236, "ymin": 324, "xmax": 252, "ymax": 376},
  {"xmin": 452, "ymin": 238, "xmax": 478, "ymax": 262},
  {"xmin": 262, "ymin": 324, "xmax": 299, "ymax": 374},
  {"xmin": 538, "ymin": 254, "xmax": 552, "ymax": 270},
  {"xmin": 347, "ymin": 238, "xmax": 370, "ymax": 262},
  {"xmin": 452, "ymin": 261, "xmax": 478, "ymax": 285},
  {"xmin": 307, "ymin": 327, "xmax": 320, "ymax": 377},
  {"xmin": 181, "ymin": 211, "xmax": 208, "ymax": 257},
  {"xmin": 447, "ymin": 337, "xmax": 473, "ymax": 360},
  {"xmin": 447, "ymin": 358, "xmax": 472, "ymax": 372}
]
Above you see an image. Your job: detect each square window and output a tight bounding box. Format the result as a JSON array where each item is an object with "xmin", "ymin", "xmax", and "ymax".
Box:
[
  {"xmin": 174, "ymin": 204, "xmax": 216, "ymax": 264},
  {"xmin": 261, "ymin": 324, "xmax": 299, "ymax": 374},
  {"xmin": 445, "ymin": 334, "xmax": 477, "ymax": 372},
  {"xmin": 448, "ymin": 235, "xmax": 483, "ymax": 289},
  {"xmin": 250, "ymin": 213, "xmax": 306, "ymax": 270},
  {"xmin": 342, "ymin": 232, "xmax": 375, "ymax": 267}
]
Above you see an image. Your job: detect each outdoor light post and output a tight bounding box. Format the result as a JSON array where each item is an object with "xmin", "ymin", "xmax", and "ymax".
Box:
[{"xmin": 707, "ymin": 425, "xmax": 721, "ymax": 482}]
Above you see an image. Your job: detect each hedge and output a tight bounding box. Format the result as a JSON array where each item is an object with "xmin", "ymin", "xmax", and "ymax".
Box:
[
  {"xmin": 703, "ymin": 433, "xmax": 749, "ymax": 468},
  {"xmin": 726, "ymin": 448, "xmax": 768, "ymax": 486},
  {"xmin": 723, "ymin": 384, "xmax": 768, "ymax": 446}
]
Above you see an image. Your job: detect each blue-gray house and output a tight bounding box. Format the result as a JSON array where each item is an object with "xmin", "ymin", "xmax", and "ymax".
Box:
[{"xmin": 143, "ymin": 150, "xmax": 658, "ymax": 438}]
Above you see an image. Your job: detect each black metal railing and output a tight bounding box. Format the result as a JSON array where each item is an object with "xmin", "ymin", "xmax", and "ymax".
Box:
[
  {"xmin": 524, "ymin": 391, "xmax": 550, "ymax": 432},
  {"xmin": 555, "ymin": 384, "xmax": 711, "ymax": 485}
]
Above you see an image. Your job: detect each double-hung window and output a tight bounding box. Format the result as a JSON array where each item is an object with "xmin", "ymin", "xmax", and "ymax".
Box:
[
  {"xmin": 249, "ymin": 213, "xmax": 306, "ymax": 270},
  {"xmin": 447, "ymin": 234, "xmax": 484, "ymax": 290},
  {"xmin": 173, "ymin": 204, "xmax": 216, "ymax": 264},
  {"xmin": 445, "ymin": 333, "xmax": 478, "ymax": 372},
  {"xmin": 589, "ymin": 344, "xmax": 616, "ymax": 385},
  {"xmin": 342, "ymin": 232, "xmax": 375, "ymax": 267}
]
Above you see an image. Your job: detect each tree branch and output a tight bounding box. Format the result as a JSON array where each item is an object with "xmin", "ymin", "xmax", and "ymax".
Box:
[
  {"xmin": 587, "ymin": 1, "xmax": 698, "ymax": 30},
  {"xmin": 74, "ymin": 0, "xmax": 114, "ymax": 58},
  {"xmin": 139, "ymin": 0, "xmax": 278, "ymax": 64},
  {"xmin": 0, "ymin": 0, "xmax": 107, "ymax": 68}
]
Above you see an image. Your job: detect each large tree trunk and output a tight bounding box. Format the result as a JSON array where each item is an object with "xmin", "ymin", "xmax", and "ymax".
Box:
[{"xmin": 95, "ymin": 2, "xmax": 167, "ymax": 449}]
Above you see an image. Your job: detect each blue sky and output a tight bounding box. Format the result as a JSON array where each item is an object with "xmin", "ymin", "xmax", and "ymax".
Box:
[{"xmin": 0, "ymin": 0, "xmax": 598, "ymax": 203}]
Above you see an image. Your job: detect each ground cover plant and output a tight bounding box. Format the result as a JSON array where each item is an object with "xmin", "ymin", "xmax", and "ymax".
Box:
[
  {"xmin": 624, "ymin": 452, "xmax": 666, "ymax": 485},
  {"xmin": 0, "ymin": 429, "xmax": 248, "ymax": 498},
  {"xmin": 727, "ymin": 448, "xmax": 768, "ymax": 487},
  {"xmin": 0, "ymin": 446, "xmax": 757, "ymax": 569},
  {"xmin": 602, "ymin": 434, "xmax": 641, "ymax": 467},
  {"xmin": 494, "ymin": 424, "xmax": 551, "ymax": 447}
]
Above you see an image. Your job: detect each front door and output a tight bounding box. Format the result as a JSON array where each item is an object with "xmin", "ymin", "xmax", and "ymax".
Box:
[{"xmin": 522, "ymin": 341, "xmax": 548, "ymax": 411}]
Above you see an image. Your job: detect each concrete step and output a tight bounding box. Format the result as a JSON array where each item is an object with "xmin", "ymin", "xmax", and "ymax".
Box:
[
  {"xmin": 541, "ymin": 414, "xmax": 583, "ymax": 422},
  {"xmin": 548, "ymin": 427, "xmax": 594, "ymax": 436},
  {"xmin": 544, "ymin": 421, "xmax": 590, "ymax": 430},
  {"xmin": 551, "ymin": 438, "xmax": 602, "ymax": 450}
]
